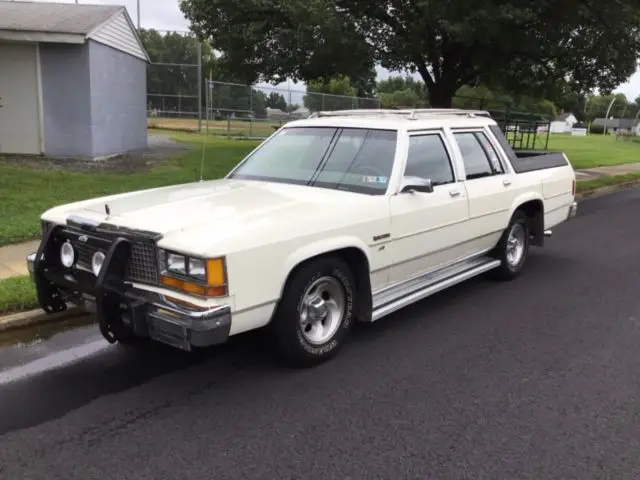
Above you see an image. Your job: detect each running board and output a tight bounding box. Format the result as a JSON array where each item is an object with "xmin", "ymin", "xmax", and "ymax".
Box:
[{"xmin": 371, "ymin": 257, "xmax": 501, "ymax": 322}]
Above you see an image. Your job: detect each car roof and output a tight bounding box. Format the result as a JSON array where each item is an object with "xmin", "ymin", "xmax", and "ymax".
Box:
[{"xmin": 282, "ymin": 109, "xmax": 498, "ymax": 132}]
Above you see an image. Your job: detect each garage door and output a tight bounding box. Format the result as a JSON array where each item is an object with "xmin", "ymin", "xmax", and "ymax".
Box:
[{"xmin": 0, "ymin": 42, "xmax": 41, "ymax": 154}]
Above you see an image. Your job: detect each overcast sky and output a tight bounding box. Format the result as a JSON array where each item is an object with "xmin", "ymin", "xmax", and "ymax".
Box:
[{"xmin": 34, "ymin": 0, "xmax": 640, "ymax": 102}]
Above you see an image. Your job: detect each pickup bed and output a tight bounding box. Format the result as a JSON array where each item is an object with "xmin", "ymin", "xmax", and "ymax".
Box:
[{"xmin": 27, "ymin": 108, "xmax": 577, "ymax": 368}]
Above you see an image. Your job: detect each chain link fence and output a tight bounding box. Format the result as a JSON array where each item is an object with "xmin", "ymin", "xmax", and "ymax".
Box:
[
  {"xmin": 144, "ymin": 29, "xmax": 203, "ymax": 132},
  {"xmin": 198, "ymin": 80, "xmax": 381, "ymax": 138}
]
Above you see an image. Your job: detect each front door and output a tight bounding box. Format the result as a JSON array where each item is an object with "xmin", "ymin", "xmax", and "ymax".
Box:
[{"xmin": 388, "ymin": 130, "xmax": 470, "ymax": 285}]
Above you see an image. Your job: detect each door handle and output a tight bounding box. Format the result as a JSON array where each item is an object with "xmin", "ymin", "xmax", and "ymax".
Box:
[
  {"xmin": 502, "ymin": 179, "xmax": 512, "ymax": 186},
  {"xmin": 449, "ymin": 189, "xmax": 461, "ymax": 197}
]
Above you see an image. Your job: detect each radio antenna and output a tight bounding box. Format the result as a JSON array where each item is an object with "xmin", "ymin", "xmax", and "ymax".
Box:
[
  {"xmin": 199, "ymin": 123, "xmax": 207, "ymax": 182},
  {"xmin": 199, "ymin": 72, "xmax": 212, "ymax": 182}
]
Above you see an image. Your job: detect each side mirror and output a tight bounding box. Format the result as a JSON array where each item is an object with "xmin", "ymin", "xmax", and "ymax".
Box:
[{"xmin": 400, "ymin": 176, "xmax": 434, "ymax": 194}]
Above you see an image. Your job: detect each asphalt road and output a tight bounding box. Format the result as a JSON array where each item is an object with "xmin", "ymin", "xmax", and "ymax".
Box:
[{"xmin": 1, "ymin": 188, "xmax": 640, "ymax": 479}]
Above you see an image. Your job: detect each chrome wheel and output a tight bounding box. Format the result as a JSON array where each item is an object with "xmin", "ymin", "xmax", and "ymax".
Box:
[
  {"xmin": 506, "ymin": 222, "xmax": 526, "ymax": 267},
  {"xmin": 299, "ymin": 276, "xmax": 345, "ymax": 345}
]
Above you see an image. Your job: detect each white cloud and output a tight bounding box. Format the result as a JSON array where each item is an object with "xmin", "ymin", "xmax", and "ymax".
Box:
[
  {"xmin": 615, "ymin": 70, "xmax": 640, "ymax": 101},
  {"xmin": 22, "ymin": 0, "xmax": 640, "ymax": 101}
]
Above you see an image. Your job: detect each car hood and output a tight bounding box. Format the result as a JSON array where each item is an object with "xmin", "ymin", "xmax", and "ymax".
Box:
[{"xmin": 43, "ymin": 179, "xmax": 381, "ymax": 255}]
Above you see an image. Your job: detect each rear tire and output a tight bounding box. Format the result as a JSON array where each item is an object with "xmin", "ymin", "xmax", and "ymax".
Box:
[
  {"xmin": 270, "ymin": 256, "xmax": 355, "ymax": 368},
  {"xmin": 492, "ymin": 210, "xmax": 530, "ymax": 281}
]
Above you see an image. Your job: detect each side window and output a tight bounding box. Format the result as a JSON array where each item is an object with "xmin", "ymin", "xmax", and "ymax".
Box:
[
  {"xmin": 453, "ymin": 132, "xmax": 501, "ymax": 180},
  {"xmin": 405, "ymin": 134, "xmax": 455, "ymax": 186},
  {"xmin": 475, "ymin": 131, "xmax": 504, "ymax": 173}
]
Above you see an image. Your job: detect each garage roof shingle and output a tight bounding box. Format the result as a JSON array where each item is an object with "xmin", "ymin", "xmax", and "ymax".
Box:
[{"xmin": 0, "ymin": 1, "xmax": 122, "ymax": 35}]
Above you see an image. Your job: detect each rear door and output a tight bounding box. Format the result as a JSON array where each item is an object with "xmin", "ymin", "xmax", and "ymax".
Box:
[{"xmin": 447, "ymin": 127, "xmax": 519, "ymax": 252}]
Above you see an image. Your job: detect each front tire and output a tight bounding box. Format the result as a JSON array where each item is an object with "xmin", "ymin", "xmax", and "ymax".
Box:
[
  {"xmin": 492, "ymin": 210, "xmax": 530, "ymax": 281},
  {"xmin": 270, "ymin": 256, "xmax": 355, "ymax": 368}
]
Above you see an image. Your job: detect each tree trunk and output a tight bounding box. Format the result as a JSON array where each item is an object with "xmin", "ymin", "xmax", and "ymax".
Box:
[{"xmin": 428, "ymin": 83, "xmax": 456, "ymax": 108}]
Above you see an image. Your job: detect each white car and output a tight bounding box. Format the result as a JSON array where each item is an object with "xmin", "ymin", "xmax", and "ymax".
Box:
[{"xmin": 27, "ymin": 109, "xmax": 577, "ymax": 367}]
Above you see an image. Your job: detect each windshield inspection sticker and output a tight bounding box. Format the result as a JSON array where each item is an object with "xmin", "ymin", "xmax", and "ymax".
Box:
[{"xmin": 362, "ymin": 176, "xmax": 388, "ymax": 184}]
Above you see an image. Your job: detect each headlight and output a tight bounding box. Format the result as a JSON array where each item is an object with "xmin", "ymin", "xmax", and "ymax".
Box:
[
  {"xmin": 159, "ymin": 249, "xmax": 227, "ymax": 298},
  {"xmin": 187, "ymin": 258, "xmax": 206, "ymax": 281},
  {"xmin": 92, "ymin": 251, "xmax": 105, "ymax": 276},
  {"xmin": 60, "ymin": 241, "xmax": 75, "ymax": 268},
  {"xmin": 166, "ymin": 253, "xmax": 186, "ymax": 275}
]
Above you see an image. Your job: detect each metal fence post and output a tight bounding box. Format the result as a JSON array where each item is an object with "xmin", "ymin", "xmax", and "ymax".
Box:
[{"xmin": 197, "ymin": 41, "xmax": 202, "ymax": 133}]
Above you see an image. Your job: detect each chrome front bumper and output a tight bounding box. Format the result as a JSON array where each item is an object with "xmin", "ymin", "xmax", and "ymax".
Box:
[
  {"xmin": 26, "ymin": 251, "xmax": 231, "ymax": 351},
  {"xmin": 568, "ymin": 201, "xmax": 578, "ymax": 219}
]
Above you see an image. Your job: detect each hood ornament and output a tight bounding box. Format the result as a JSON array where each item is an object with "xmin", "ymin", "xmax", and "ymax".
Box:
[{"xmin": 105, "ymin": 203, "xmax": 111, "ymax": 219}]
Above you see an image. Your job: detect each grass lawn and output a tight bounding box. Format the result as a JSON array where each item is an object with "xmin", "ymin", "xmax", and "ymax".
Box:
[
  {"xmin": 147, "ymin": 116, "xmax": 283, "ymax": 138},
  {"xmin": 0, "ymin": 132, "xmax": 260, "ymax": 246},
  {"xmin": 0, "ymin": 275, "xmax": 37, "ymax": 314},
  {"xmin": 547, "ymin": 134, "xmax": 640, "ymax": 170}
]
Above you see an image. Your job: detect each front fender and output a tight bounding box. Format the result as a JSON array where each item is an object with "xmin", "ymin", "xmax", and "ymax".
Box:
[{"xmin": 282, "ymin": 236, "xmax": 372, "ymax": 287}]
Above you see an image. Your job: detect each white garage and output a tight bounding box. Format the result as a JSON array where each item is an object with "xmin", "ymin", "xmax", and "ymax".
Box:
[
  {"xmin": 0, "ymin": 1, "xmax": 149, "ymax": 158},
  {"xmin": 0, "ymin": 42, "xmax": 41, "ymax": 154}
]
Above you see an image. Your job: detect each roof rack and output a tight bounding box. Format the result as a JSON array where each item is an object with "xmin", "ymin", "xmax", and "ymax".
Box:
[{"xmin": 307, "ymin": 108, "xmax": 492, "ymax": 120}]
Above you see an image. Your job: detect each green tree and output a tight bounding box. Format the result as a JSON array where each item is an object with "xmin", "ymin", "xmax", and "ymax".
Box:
[
  {"xmin": 379, "ymin": 89, "xmax": 423, "ymax": 108},
  {"xmin": 140, "ymin": 28, "xmax": 269, "ymax": 117},
  {"xmin": 178, "ymin": 0, "xmax": 376, "ymax": 88},
  {"xmin": 584, "ymin": 93, "xmax": 631, "ymax": 121},
  {"xmin": 141, "ymin": 29, "xmax": 208, "ymax": 113},
  {"xmin": 303, "ymin": 75, "xmax": 379, "ymax": 111},
  {"xmin": 266, "ymin": 92, "xmax": 288, "ymax": 110},
  {"xmin": 179, "ymin": 0, "xmax": 640, "ymax": 108},
  {"xmin": 377, "ymin": 76, "xmax": 425, "ymax": 98}
]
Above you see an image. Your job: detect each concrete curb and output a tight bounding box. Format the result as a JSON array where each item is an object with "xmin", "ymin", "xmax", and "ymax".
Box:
[
  {"xmin": 575, "ymin": 179, "xmax": 640, "ymax": 200},
  {"xmin": 0, "ymin": 305, "xmax": 87, "ymax": 333}
]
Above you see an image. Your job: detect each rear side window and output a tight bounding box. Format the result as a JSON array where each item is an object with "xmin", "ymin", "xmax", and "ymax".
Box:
[
  {"xmin": 474, "ymin": 131, "xmax": 504, "ymax": 173},
  {"xmin": 488, "ymin": 124, "xmax": 518, "ymax": 165},
  {"xmin": 453, "ymin": 132, "xmax": 502, "ymax": 180},
  {"xmin": 405, "ymin": 134, "xmax": 455, "ymax": 186}
]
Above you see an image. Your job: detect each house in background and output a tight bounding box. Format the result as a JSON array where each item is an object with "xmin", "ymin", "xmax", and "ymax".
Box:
[
  {"xmin": 266, "ymin": 107, "xmax": 291, "ymax": 121},
  {"xmin": 571, "ymin": 122, "xmax": 588, "ymax": 136},
  {"xmin": 592, "ymin": 118, "xmax": 638, "ymax": 135},
  {"xmin": 291, "ymin": 106, "xmax": 311, "ymax": 119},
  {"xmin": 0, "ymin": 1, "xmax": 149, "ymax": 159},
  {"xmin": 549, "ymin": 112, "xmax": 578, "ymax": 133}
]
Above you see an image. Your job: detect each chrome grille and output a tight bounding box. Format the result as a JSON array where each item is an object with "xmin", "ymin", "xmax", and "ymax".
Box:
[
  {"xmin": 127, "ymin": 242, "xmax": 159, "ymax": 284},
  {"xmin": 74, "ymin": 241, "xmax": 100, "ymax": 271},
  {"xmin": 63, "ymin": 228, "xmax": 159, "ymax": 285}
]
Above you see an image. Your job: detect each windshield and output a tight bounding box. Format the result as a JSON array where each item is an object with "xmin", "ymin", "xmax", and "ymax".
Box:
[{"xmin": 228, "ymin": 126, "xmax": 398, "ymax": 195}]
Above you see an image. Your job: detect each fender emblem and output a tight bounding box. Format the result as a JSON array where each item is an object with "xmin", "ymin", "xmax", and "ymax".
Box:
[{"xmin": 372, "ymin": 233, "xmax": 391, "ymax": 242}]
